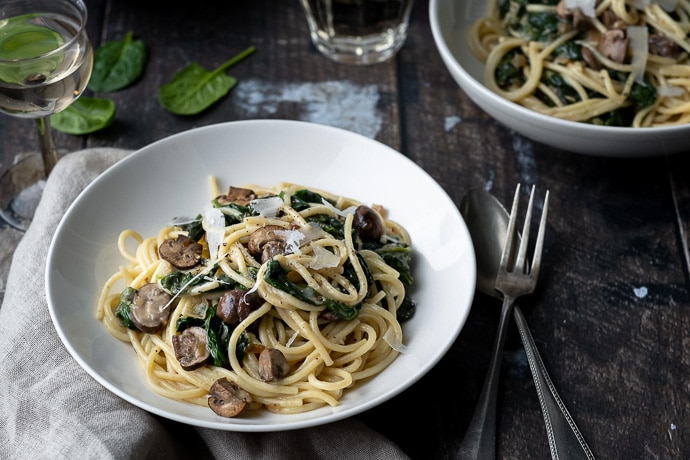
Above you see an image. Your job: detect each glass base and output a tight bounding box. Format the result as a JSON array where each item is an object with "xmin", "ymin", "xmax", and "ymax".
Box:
[
  {"xmin": 0, "ymin": 152, "xmax": 46, "ymax": 231},
  {"xmin": 310, "ymin": 27, "xmax": 409, "ymax": 65}
]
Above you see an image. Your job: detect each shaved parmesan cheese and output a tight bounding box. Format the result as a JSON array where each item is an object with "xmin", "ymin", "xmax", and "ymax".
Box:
[
  {"xmin": 628, "ymin": 26, "xmax": 649, "ymax": 84},
  {"xmin": 272, "ymin": 224, "xmax": 329, "ymax": 256},
  {"xmin": 244, "ymin": 279, "xmax": 260, "ymax": 298},
  {"xmin": 286, "ymin": 330, "xmax": 299, "ymax": 347},
  {"xmin": 657, "ymin": 85, "xmax": 684, "ymax": 97},
  {"xmin": 296, "ymin": 224, "xmax": 326, "ymax": 245},
  {"xmin": 320, "ymin": 198, "xmax": 357, "ymax": 217},
  {"xmin": 309, "ymin": 245, "xmax": 341, "ymax": 269},
  {"xmin": 278, "ymin": 228, "xmax": 306, "ymax": 255},
  {"xmin": 565, "ymin": 0, "xmax": 595, "ymax": 17},
  {"xmin": 383, "ymin": 328, "xmax": 409, "ymax": 353},
  {"xmin": 169, "ymin": 215, "xmax": 198, "ymax": 226},
  {"xmin": 203, "ymin": 204, "xmax": 225, "ymax": 261},
  {"xmin": 250, "ymin": 195, "xmax": 283, "ymax": 218}
]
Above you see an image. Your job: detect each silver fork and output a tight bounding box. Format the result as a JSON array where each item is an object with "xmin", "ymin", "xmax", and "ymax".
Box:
[{"xmin": 458, "ymin": 184, "xmax": 548, "ymax": 460}]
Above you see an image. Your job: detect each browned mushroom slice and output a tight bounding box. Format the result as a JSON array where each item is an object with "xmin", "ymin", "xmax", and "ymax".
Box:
[
  {"xmin": 208, "ymin": 378, "xmax": 252, "ymax": 418},
  {"xmin": 260, "ymin": 240, "xmax": 285, "ymax": 263},
  {"xmin": 353, "ymin": 205, "xmax": 384, "ymax": 241},
  {"xmin": 216, "ymin": 186, "xmax": 257, "ymax": 206},
  {"xmin": 216, "ymin": 289, "xmax": 263, "ymax": 325},
  {"xmin": 131, "ymin": 283, "xmax": 173, "ymax": 333},
  {"xmin": 247, "ymin": 225, "xmax": 288, "ymax": 263},
  {"xmin": 258, "ymin": 348, "xmax": 290, "ymax": 382},
  {"xmin": 581, "ymin": 47, "xmax": 601, "ymax": 70},
  {"xmin": 597, "ymin": 29, "xmax": 629, "ymax": 64},
  {"xmin": 172, "ymin": 326, "xmax": 210, "ymax": 370},
  {"xmin": 159, "ymin": 235, "xmax": 203, "ymax": 269},
  {"xmin": 648, "ymin": 33, "xmax": 681, "ymax": 58}
]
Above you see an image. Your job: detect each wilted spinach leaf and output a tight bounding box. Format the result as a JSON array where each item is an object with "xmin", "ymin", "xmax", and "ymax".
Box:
[
  {"xmin": 396, "ymin": 296, "xmax": 416, "ymax": 323},
  {"xmin": 291, "ymin": 189, "xmax": 333, "ymax": 211},
  {"xmin": 115, "ymin": 286, "xmax": 137, "ymax": 329},
  {"xmin": 158, "ymin": 46, "xmax": 256, "ymax": 115},
  {"xmin": 263, "ymin": 259, "xmax": 361, "ymax": 320},
  {"xmin": 89, "ymin": 32, "xmax": 147, "ymax": 92}
]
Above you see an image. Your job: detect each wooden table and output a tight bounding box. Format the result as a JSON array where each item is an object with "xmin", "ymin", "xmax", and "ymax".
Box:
[{"xmin": 1, "ymin": 0, "xmax": 689, "ymax": 458}]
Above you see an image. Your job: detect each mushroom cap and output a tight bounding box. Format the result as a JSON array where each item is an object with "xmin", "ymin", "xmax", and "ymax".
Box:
[
  {"xmin": 258, "ymin": 348, "xmax": 290, "ymax": 382},
  {"xmin": 353, "ymin": 205, "xmax": 384, "ymax": 241},
  {"xmin": 159, "ymin": 235, "xmax": 203, "ymax": 269},
  {"xmin": 216, "ymin": 289, "xmax": 262, "ymax": 325},
  {"xmin": 130, "ymin": 283, "xmax": 173, "ymax": 333},
  {"xmin": 216, "ymin": 186, "xmax": 257, "ymax": 206},
  {"xmin": 247, "ymin": 225, "xmax": 286, "ymax": 255},
  {"xmin": 172, "ymin": 326, "xmax": 210, "ymax": 371},
  {"xmin": 207, "ymin": 378, "xmax": 252, "ymax": 418}
]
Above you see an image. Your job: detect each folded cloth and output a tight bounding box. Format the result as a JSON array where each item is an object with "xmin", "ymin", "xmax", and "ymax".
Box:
[{"xmin": 0, "ymin": 148, "xmax": 410, "ymax": 460}]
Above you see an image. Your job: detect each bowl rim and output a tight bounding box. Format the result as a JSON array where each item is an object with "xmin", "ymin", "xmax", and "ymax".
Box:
[{"xmin": 428, "ymin": 0, "xmax": 690, "ymax": 138}]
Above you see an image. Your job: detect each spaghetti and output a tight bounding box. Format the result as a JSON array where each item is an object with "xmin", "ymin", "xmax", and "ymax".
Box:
[
  {"xmin": 468, "ymin": 0, "xmax": 690, "ymax": 126},
  {"xmin": 96, "ymin": 181, "xmax": 415, "ymax": 417}
]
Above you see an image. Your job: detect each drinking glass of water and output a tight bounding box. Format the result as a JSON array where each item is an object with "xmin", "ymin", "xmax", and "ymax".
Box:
[
  {"xmin": 0, "ymin": 0, "xmax": 93, "ymax": 230},
  {"xmin": 300, "ymin": 0, "xmax": 415, "ymax": 65}
]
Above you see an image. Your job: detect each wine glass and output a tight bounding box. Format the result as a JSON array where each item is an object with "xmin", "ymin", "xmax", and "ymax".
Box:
[{"xmin": 0, "ymin": 0, "xmax": 93, "ymax": 231}]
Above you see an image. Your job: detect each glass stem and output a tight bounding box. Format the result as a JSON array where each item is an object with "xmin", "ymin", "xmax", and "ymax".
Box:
[{"xmin": 35, "ymin": 116, "xmax": 59, "ymax": 177}]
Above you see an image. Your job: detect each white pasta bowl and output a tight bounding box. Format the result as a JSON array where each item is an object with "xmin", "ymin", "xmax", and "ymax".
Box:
[
  {"xmin": 46, "ymin": 119, "xmax": 476, "ymax": 432},
  {"xmin": 429, "ymin": 0, "xmax": 690, "ymax": 157}
]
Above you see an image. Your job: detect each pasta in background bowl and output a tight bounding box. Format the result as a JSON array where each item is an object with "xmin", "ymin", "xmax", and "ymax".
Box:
[
  {"xmin": 430, "ymin": 0, "xmax": 690, "ymax": 156},
  {"xmin": 45, "ymin": 120, "xmax": 476, "ymax": 431}
]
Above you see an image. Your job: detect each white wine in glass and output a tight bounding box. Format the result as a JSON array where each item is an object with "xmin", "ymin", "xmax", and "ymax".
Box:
[{"xmin": 0, "ymin": 0, "xmax": 93, "ymax": 230}]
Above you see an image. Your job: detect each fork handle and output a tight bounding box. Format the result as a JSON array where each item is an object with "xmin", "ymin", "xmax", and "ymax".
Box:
[{"xmin": 513, "ymin": 306, "xmax": 596, "ymax": 460}]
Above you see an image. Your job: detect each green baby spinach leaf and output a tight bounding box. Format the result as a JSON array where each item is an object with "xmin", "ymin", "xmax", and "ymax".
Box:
[
  {"xmin": 158, "ymin": 46, "xmax": 255, "ymax": 115},
  {"xmin": 88, "ymin": 32, "xmax": 147, "ymax": 92},
  {"xmin": 50, "ymin": 97, "xmax": 116, "ymax": 134}
]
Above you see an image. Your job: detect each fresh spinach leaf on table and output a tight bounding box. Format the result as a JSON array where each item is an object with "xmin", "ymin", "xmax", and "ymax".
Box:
[
  {"xmin": 158, "ymin": 46, "xmax": 256, "ymax": 115},
  {"xmin": 88, "ymin": 31, "xmax": 147, "ymax": 92},
  {"xmin": 50, "ymin": 97, "xmax": 116, "ymax": 134}
]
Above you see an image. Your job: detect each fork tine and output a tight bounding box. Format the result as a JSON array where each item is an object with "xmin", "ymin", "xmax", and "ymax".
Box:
[
  {"xmin": 499, "ymin": 183, "xmax": 521, "ymax": 273},
  {"xmin": 530, "ymin": 189, "xmax": 549, "ymax": 277},
  {"xmin": 514, "ymin": 185, "xmax": 535, "ymax": 272}
]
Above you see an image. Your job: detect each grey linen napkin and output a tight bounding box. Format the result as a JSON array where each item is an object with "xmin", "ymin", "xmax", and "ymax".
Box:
[{"xmin": 0, "ymin": 148, "xmax": 410, "ymax": 460}]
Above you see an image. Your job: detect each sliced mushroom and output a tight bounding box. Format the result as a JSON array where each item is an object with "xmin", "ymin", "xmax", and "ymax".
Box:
[
  {"xmin": 555, "ymin": 0, "xmax": 570, "ymax": 18},
  {"xmin": 159, "ymin": 235, "xmax": 203, "ymax": 269},
  {"xmin": 258, "ymin": 348, "xmax": 290, "ymax": 382},
  {"xmin": 261, "ymin": 240, "xmax": 285, "ymax": 263},
  {"xmin": 597, "ymin": 29, "xmax": 629, "ymax": 64},
  {"xmin": 581, "ymin": 47, "xmax": 601, "ymax": 70},
  {"xmin": 648, "ymin": 33, "xmax": 681, "ymax": 58},
  {"xmin": 208, "ymin": 377, "xmax": 252, "ymax": 418},
  {"xmin": 216, "ymin": 186, "xmax": 257, "ymax": 206},
  {"xmin": 247, "ymin": 225, "xmax": 288, "ymax": 263},
  {"xmin": 555, "ymin": 2, "xmax": 592, "ymax": 32},
  {"xmin": 172, "ymin": 326, "xmax": 210, "ymax": 371},
  {"xmin": 599, "ymin": 8, "xmax": 624, "ymax": 29},
  {"xmin": 131, "ymin": 283, "xmax": 173, "ymax": 333},
  {"xmin": 353, "ymin": 205, "xmax": 384, "ymax": 241},
  {"xmin": 216, "ymin": 289, "xmax": 263, "ymax": 326}
]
